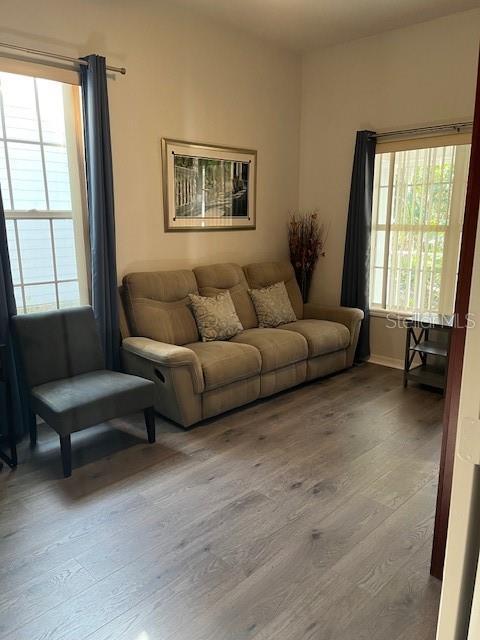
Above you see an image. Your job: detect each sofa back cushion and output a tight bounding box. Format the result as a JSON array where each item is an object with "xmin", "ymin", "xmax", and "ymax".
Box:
[
  {"xmin": 193, "ymin": 263, "xmax": 258, "ymax": 329},
  {"xmin": 122, "ymin": 270, "xmax": 199, "ymax": 345},
  {"xmin": 243, "ymin": 261, "xmax": 303, "ymax": 320}
]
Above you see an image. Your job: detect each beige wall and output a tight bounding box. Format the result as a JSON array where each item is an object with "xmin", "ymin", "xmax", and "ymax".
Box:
[
  {"xmin": 2, "ymin": 2, "xmax": 479, "ymax": 365},
  {"xmin": 0, "ymin": 0, "xmax": 301, "ymax": 277},
  {"xmin": 299, "ymin": 9, "xmax": 480, "ymax": 364}
]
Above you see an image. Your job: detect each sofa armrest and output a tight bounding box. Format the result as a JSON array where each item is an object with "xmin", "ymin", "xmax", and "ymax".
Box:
[
  {"xmin": 303, "ymin": 303, "xmax": 364, "ymax": 367},
  {"xmin": 122, "ymin": 337, "xmax": 204, "ymax": 393},
  {"xmin": 303, "ymin": 303, "xmax": 364, "ymax": 327}
]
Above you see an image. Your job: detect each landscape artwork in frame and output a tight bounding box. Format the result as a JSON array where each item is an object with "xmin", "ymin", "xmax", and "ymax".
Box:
[{"xmin": 162, "ymin": 139, "xmax": 257, "ymax": 231}]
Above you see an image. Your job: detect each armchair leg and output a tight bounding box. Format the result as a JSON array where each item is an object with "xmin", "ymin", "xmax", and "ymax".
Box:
[
  {"xmin": 29, "ymin": 411, "xmax": 37, "ymax": 447},
  {"xmin": 144, "ymin": 407, "xmax": 156, "ymax": 444},
  {"xmin": 59, "ymin": 434, "xmax": 72, "ymax": 478}
]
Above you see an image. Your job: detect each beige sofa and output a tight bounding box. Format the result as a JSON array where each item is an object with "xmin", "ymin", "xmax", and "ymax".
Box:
[{"xmin": 120, "ymin": 261, "xmax": 363, "ymax": 427}]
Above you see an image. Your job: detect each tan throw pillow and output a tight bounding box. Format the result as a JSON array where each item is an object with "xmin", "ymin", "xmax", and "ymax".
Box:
[
  {"xmin": 189, "ymin": 291, "xmax": 244, "ymax": 342},
  {"xmin": 249, "ymin": 281, "xmax": 297, "ymax": 328}
]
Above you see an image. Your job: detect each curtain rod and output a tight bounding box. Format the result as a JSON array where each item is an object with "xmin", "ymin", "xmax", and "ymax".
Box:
[
  {"xmin": 372, "ymin": 121, "xmax": 472, "ymax": 140},
  {"xmin": 0, "ymin": 41, "xmax": 126, "ymax": 75}
]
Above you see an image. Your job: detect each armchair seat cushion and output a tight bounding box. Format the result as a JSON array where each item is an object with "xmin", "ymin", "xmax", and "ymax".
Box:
[
  {"xmin": 186, "ymin": 341, "xmax": 261, "ymax": 391},
  {"xmin": 230, "ymin": 328, "xmax": 307, "ymax": 373},
  {"xmin": 31, "ymin": 370, "xmax": 155, "ymax": 436},
  {"xmin": 281, "ymin": 319, "xmax": 350, "ymax": 358}
]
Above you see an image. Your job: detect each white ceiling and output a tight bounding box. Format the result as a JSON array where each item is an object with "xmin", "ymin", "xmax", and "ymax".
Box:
[{"xmin": 171, "ymin": 0, "xmax": 480, "ymax": 52}]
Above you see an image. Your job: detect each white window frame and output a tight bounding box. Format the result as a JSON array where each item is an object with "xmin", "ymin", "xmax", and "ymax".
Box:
[
  {"xmin": 369, "ymin": 134, "xmax": 471, "ymax": 317},
  {"xmin": 0, "ymin": 60, "xmax": 90, "ymax": 313}
]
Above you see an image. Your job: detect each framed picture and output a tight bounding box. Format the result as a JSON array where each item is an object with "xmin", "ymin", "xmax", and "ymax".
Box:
[{"xmin": 162, "ymin": 138, "xmax": 257, "ymax": 231}]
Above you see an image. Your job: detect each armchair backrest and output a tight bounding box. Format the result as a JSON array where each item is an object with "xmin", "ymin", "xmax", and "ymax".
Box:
[{"xmin": 12, "ymin": 306, "xmax": 104, "ymax": 388}]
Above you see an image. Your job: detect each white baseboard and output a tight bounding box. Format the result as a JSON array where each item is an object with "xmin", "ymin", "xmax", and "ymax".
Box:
[{"xmin": 368, "ymin": 354, "xmax": 404, "ymax": 370}]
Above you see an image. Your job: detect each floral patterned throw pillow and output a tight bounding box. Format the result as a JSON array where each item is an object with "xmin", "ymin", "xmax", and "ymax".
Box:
[
  {"xmin": 189, "ymin": 291, "xmax": 244, "ymax": 341},
  {"xmin": 249, "ymin": 281, "xmax": 297, "ymax": 327}
]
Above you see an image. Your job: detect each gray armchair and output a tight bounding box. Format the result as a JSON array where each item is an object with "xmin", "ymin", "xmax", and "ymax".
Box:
[{"xmin": 13, "ymin": 306, "xmax": 156, "ymax": 477}]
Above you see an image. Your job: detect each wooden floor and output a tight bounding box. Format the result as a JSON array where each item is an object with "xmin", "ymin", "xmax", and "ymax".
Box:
[{"xmin": 0, "ymin": 363, "xmax": 443, "ymax": 640}]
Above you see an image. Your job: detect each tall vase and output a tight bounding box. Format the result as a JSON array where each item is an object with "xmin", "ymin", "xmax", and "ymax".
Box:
[
  {"xmin": 292, "ymin": 264, "xmax": 313, "ymax": 303},
  {"xmin": 301, "ymin": 270, "xmax": 313, "ymax": 303},
  {"xmin": 297, "ymin": 268, "xmax": 312, "ymax": 303}
]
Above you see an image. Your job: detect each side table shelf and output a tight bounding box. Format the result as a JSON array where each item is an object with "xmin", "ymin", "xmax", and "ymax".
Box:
[{"xmin": 404, "ymin": 314, "xmax": 453, "ymax": 393}]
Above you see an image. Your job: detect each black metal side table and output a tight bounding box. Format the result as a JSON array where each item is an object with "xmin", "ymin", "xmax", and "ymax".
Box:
[
  {"xmin": 404, "ymin": 313, "xmax": 453, "ymax": 393},
  {"xmin": 0, "ymin": 343, "xmax": 17, "ymax": 469}
]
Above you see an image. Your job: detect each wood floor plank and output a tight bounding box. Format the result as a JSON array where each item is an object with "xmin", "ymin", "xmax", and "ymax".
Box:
[
  {"xmin": 86, "ymin": 553, "xmax": 246, "ymax": 640},
  {"xmin": 0, "ymin": 559, "xmax": 96, "ymax": 639},
  {"xmin": 333, "ymin": 479, "xmax": 438, "ymax": 596},
  {"xmin": 217, "ymin": 492, "xmax": 392, "ymax": 580},
  {"xmin": 0, "ymin": 364, "xmax": 442, "ymax": 640},
  {"xmin": 8, "ymin": 547, "xmax": 218, "ymax": 640},
  {"xmin": 338, "ymin": 540, "xmax": 441, "ymax": 640},
  {"xmin": 250, "ymin": 572, "xmax": 369, "ymax": 640},
  {"xmin": 359, "ymin": 458, "xmax": 438, "ymax": 510},
  {"xmin": 75, "ymin": 490, "xmax": 273, "ymax": 581},
  {"xmin": 163, "ymin": 499, "xmax": 390, "ymax": 639},
  {"xmin": 0, "ymin": 491, "xmax": 152, "ymax": 593}
]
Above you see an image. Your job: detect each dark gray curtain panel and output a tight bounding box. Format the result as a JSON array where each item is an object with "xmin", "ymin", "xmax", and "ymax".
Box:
[
  {"xmin": 0, "ymin": 188, "xmax": 29, "ymax": 440},
  {"xmin": 80, "ymin": 55, "xmax": 120, "ymax": 370},
  {"xmin": 341, "ymin": 130, "xmax": 376, "ymax": 362}
]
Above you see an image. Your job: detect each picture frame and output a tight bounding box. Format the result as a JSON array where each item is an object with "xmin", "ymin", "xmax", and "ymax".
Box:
[{"xmin": 162, "ymin": 138, "xmax": 257, "ymax": 231}]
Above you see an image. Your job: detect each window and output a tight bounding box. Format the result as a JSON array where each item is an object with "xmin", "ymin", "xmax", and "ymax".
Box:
[
  {"xmin": 0, "ymin": 69, "xmax": 88, "ymax": 314},
  {"xmin": 370, "ymin": 140, "xmax": 470, "ymax": 315}
]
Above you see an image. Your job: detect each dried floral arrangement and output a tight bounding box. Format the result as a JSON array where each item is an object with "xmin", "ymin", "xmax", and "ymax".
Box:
[{"xmin": 288, "ymin": 212, "xmax": 327, "ymax": 303}]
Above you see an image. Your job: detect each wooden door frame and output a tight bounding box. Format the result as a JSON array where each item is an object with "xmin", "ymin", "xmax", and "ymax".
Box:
[{"xmin": 431, "ymin": 49, "xmax": 480, "ymax": 580}]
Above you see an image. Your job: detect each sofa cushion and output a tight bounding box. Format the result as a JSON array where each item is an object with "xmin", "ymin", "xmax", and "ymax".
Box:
[
  {"xmin": 194, "ymin": 263, "xmax": 258, "ymax": 329},
  {"xmin": 243, "ymin": 261, "xmax": 304, "ymax": 320},
  {"xmin": 230, "ymin": 328, "xmax": 307, "ymax": 373},
  {"xmin": 123, "ymin": 270, "xmax": 199, "ymax": 345},
  {"xmin": 281, "ymin": 319, "xmax": 350, "ymax": 358},
  {"xmin": 186, "ymin": 341, "xmax": 261, "ymax": 391}
]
